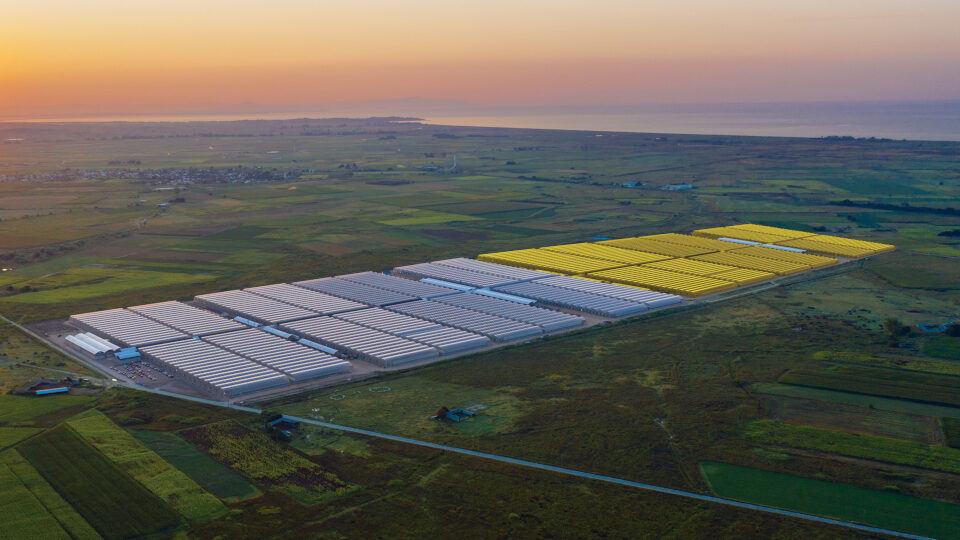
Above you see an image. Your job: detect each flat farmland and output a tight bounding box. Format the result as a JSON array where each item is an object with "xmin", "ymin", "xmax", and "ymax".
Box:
[
  {"xmin": 700, "ymin": 461, "xmax": 960, "ymax": 540},
  {"xmin": 131, "ymin": 429, "xmax": 260, "ymax": 501},
  {"xmin": 0, "ymin": 427, "xmax": 42, "ymax": 448},
  {"xmin": 0, "ymin": 321, "xmax": 100, "ymax": 381},
  {"xmin": 0, "ymin": 395, "xmax": 93, "ymax": 425},
  {"xmin": 925, "ymin": 336, "xmax": 960, "ymax": 361},
  {"xmin": 179, "ymin": 421, "xmax": 352, "ymax": 505},
  {"xmin": 812, "ymin": 350, "xmax": 960, "ymax": 377},
  {"xmin": 743, "ymin": 419, "xmax": 960, "ymax": 474},
  {"xmin": 67, "ymin": 410, "xmax": 226, "ymax": 522},
  {"xmin": 778, "ymin": 365, "xmax": 960, "ymax": 407},
  {"xmin": 760, "ymin": 393, "xmax": 940, "ymax": 443},
  {"xmin": 0, "ymin": 450, "xmax": 101, "ymax": 540},
  {"xmin": 1, "ymin": 120, "xmax": 957, "ymax": 324},
  {"xmin": 753, "ymin": 382, "xmax": 960, "ymax": 419},
  {"xmin": 0, "ymin": 451, "xmax": 77, "ymax": 540},
  {"xmin": 944, "ymin": 418, "xmax": 960, "ymax": 449},
  {"xmin": 17, "ymin": 424, "xmax": 181, "ymax": 539}
]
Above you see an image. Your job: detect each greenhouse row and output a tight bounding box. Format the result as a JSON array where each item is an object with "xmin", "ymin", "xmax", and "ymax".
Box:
[
  {"xmin": 493, "ymin": 281, "xmax": 651, "ymax": 318},
  {"xmin": 246, "ymin": 283, "xmax": 368, "ymax": 315},
  {"xmin": 432, "ymin": 292, "xmax": 584, "ymax": 332},
  {"xmin": 139, "ymin": 339, "xmax": 289, "ymax": 398},
  {"xmin": 203, "ymin": 328, "xmax": 350, "ymax": 381},
  {"xmin": 294, "ymin": 277, "xmax": 419, "ymax": 306},
  {"xmin": 530, "ymin": 276, "xmax": 683, "ymax": 308},
  {"xmin": 65, "ymin": 332, "xmax": 120, "ymax": 356},
  {"xmin": 69, "ymin": 308, "xmax": 189, "ymax": 348},
  {"xmin": 65, "ymin": 224, "xmax": 894, "ymax": 401},
  {"xmin": 281, "ymin": 316, "xmax": 439, "ymax": 367},
  {"xmin": 474, "ymin": 224, "xmax": 891, "ymax": 297},
  {"xmin": 387, "ymin": 300, "xmax": 543, "ymax": 342},
  {"xmin": 338, "ymin": 271, "xmax": 462, "ymax": 299},
  {"xmin": 334, "ymin": 307, "xmax": 490, "ymax": 354},
  {"xmin": 391, "ymin": 261, "xmax": 521, "ymax": 289},
  {"xmin": 195, "ymin": 289, "xmax": 317, "ymax": 325},
  {"xmin": 128, "ymin": 301, "xmax": 246, "ymax": 336},
  {"xmin": 433, "ymin": 257, "xmax": 554, "ymax": 281}
]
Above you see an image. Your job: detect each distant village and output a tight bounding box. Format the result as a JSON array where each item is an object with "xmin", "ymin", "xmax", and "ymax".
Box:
[{"xmin": 0, "ymin": 166, "xmax": 304, "ymax": 185}]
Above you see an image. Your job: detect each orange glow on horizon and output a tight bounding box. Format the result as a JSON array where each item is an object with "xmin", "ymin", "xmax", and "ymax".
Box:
[{"xmin": 2, "ymin": 0, "xmax": 959, "ymax": 114}]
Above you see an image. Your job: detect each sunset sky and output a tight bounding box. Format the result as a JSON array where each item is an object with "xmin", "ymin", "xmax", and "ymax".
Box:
[{"xmin": 3, "ymin": 0, "xmax": 959, "ymax": 115}]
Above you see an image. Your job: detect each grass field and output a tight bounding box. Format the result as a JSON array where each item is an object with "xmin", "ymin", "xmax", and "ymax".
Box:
[
  {"xmin": 0, "ymin": 427, "xmax": 41, "ymax": 449},
  {"xmin": 276, "ymin": 376, "xmax": 521, "ymax": 440},
  {"xmin": 813, "ymin": 350, "xmax": 960, "ymax": 377},
  {"xmin": 744, "ymin": 419, "xmax": 960, "ymax": 474},
  {"xmin": 944, "ymin": 418, "xmax": 960, "ymax": 449},
  {"xmin": 0, "ymin": 322, "xmax": 99, "ymax": 380},
  {"xmin": 17, "ymin": 424, "xmax": 181, "ymax": 539},
  {"xmin": 0, "ymin": 450, "xmax": 101, "ymax": 540},
  {"xmin": 700, "ymin": 461, "xmax": 960, "ymax": 540},
  {"xmin": 0, "ymin": 266, "xmax": 215, "ymax": 304},
  {"xmin": 867, "ymin": 252, "xmax": 960, "ymax": 290},
  {"xmin": 0, "ymin": 451, "xmax": 76, "ymax": 540},
  {"xmin": 180, "ymin": 421, "xmax": 351, "ymax": 504},
  {"xmin": 760, "ymin": 268, "xmax": 960, "ymax": 332},
  {"xmin": 131, "ymin": 429, "xmax": 260, "ymax": 501},
  {"xmin": 924, "ymin": 336, "xmax": 960, "ymax": 361},
  {"xmin": 753, "ymin": 383, "xmax": 960, "ymax": 419},
  {"xmin": 67, "ymin": 410, "xmax": 226, "ymax": 522},
  {"xmin": 779, "ymin": 365, "xmax": 960, "ymax": 407},
  {"xmin": 760, "ymin": 394, "xmax": 938, "ymax": 443},
  {"xmin": 0, "ymin": 395, "xmax": 93, "ymax": 425}
]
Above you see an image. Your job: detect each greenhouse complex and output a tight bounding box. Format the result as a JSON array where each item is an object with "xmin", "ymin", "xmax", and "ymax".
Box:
[{"xmin": 64, "ymin": 224, "xmax": 893, "ymax": 401}]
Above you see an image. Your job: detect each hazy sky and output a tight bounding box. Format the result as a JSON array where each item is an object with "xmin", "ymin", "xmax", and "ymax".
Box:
[{"xmin": 3, "ymin": 0, "xmax": 959, "ymax": 113}]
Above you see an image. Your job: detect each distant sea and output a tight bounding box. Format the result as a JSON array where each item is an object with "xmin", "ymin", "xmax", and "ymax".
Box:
[
  {"xmin": 425, "ymin": 102, "xmax": 960, "ymax": 141},
  {"xmin": 6, "ymin": 102, "xmax": 959, "ymax": 141}
]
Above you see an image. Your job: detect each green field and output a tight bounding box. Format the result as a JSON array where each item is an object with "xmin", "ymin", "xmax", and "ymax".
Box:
[
  {"xmin": 813, "ymin": 350, "xmax": 960, "ymax": 377},
  {"xmin": 924, "ymin": 336, "xmax": 960, "ymax": 360},
  {"xmin": 701, "ymin": 461, "xmax": 960, "ymax": 540},
  {"xmin": 867, "ymin": 252, "xmax": 960, "ymax": 290},
  {"xmin": 0, "ymin": 322, "xmax": 100, "ymax": 386},
  {"xmin": 0, "ymin": 450, "xmax": 101, "ymax": 540},
  {"xmin": 17, "ymin": 424, "xmax": 181, "ymax": 540},
  {"xmin": 180, "ymin": 421, "xmax": 351, "ymax": 504},
  {"xmin": 0, "ymin": 266, "xmax": 215, "ymax": 304},
  {"xmin": 0, "ymin": 427, "xmax": 41, "ymax": 449},
  {"xmin": 743, "ymin": 419, "xmax": 960, "ymax": 474},
  {"xmin": 0, "ymin": 451, "xmax": 84, "ymax": 540},
  {"xmin": 759, "ymin": 393, "xmax": 937, "ymax": 443},
  {"xmin": 779, "ymin": 365, "xmax": 960, "ymax": 407},
  {"xmin": 753, "ymin": 383, "xmax": 960, "ymax": 419},
  {"xmin": 760, "ymin": 269, "xmax": 960, "ymax": 332},
  {"xmin": 131, "ymin": 429, "xmax": 260, "ymax": 501},
  {"xmin": 0, "ymin": 395, "xmax": 92, "ymax": 425},
  {"xmin": 944, "ymin": 418, "xmax": 960, "ymax": 449},
  {"xmin": 275, "ymin": 375, "xmax": 521, "ymax": 440},
  {"xmin": 67, "ymin": 410, "xmax": 226, "ymax": 522}
]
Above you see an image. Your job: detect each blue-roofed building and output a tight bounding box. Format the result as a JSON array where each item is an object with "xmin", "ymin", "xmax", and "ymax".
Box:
[{"xmin": 115, "ymin": 347, "xmax": 141, "ymax": 361}]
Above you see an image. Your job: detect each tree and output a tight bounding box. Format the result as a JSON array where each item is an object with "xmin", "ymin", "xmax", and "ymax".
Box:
[
  {"xmin": 883, "ymin": 318, "xmax": 909, "ymax": 346},
  {"xmin": 946, "ymin": 323, "xmax": 960, "ymax": 338}
]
